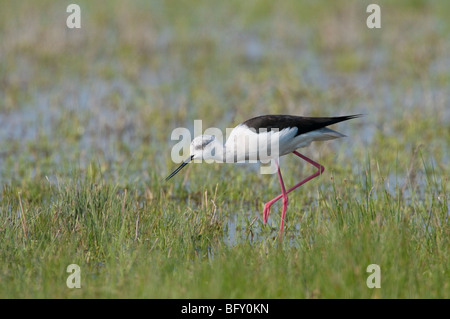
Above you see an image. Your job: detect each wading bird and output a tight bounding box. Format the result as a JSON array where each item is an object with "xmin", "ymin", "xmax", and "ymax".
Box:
[{"xmin": 166, "ymin": 114, "xmax": 361, "ymax": 237}]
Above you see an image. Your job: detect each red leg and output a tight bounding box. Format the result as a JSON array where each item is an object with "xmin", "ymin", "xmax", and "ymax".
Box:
[
  {"xmin": 275, "ymin": 161, "xmax": 288, "ymax": 236},
  {"xmin": 263, "ymin": 151, "xmax": 325, "ymax": 232}
]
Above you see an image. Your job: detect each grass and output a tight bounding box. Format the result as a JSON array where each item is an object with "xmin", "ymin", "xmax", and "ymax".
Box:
[{"xmin": 0, "ymin": 0, "xmax": 449, "ymax": 298}]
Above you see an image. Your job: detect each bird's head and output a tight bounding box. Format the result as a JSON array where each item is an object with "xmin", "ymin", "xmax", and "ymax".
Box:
[
  {"xmin": 166, "ymin": 135, "xmax": 221, "ymax": 181},
  {"xmin": 190, "ymin": 135, "xmax": 218, "ymax": 161}
]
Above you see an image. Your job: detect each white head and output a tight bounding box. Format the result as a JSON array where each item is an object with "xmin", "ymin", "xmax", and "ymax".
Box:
[
  {"xmin": 166, "ymin": 135, "xmax": 224, "ymax": 180},
  {"xmin": 190, "ymin": 135, "xmax": 224, "ymax": 161}
]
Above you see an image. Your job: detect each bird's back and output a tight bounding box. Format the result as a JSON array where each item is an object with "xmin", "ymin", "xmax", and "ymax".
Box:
[
  {"xmin": 241, "ymin": 114, "xmax": 361, "ymax": 136},
  {"xmin": 223, "ymin": 114, "xmax": 362, "ymax": 160}
]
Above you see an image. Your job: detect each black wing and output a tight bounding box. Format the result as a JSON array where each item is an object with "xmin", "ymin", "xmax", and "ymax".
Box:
[{"xmin": 241, "ymin": 114, "xmax": 362, "ymax": 136}]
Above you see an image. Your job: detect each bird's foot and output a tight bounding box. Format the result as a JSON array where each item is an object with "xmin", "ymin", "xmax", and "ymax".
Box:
[{"xmin": 263, "ymin": 202, "xmax": 272, "ymax": 224}]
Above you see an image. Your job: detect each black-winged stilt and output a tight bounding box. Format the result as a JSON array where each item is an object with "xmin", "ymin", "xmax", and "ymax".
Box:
[{"xmin": 166, "ymin": 114, "xmax": 361, "ymax": 236}]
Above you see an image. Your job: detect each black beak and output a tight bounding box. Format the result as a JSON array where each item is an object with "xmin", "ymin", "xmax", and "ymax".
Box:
[{"xmin": 165, "ymin": 155, "xmax": 194, "ymax": 181}]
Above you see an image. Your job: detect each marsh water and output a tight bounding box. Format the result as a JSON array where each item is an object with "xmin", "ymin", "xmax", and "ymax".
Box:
[{"xmin": 1, "ymin": 1, "xmax": 449, "ymax": 243}]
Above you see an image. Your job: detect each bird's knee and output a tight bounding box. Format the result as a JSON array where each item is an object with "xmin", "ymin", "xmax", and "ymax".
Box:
[{"xmin": 319, "ymin": 165, "xmax": 325, "ymax": 174}]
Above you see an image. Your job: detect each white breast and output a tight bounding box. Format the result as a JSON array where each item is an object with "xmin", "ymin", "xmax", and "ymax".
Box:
[{"xmin": 224, "ymin": 125, "xmax": 345, "ymax": 162}]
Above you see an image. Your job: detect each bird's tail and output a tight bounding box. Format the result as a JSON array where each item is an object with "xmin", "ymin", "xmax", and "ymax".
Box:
[{"xmin": 313, "ymin": 127, "xmax": 347, "ymax": 141}]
